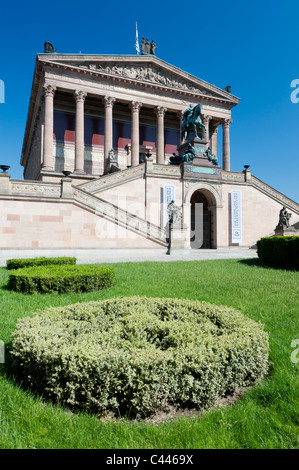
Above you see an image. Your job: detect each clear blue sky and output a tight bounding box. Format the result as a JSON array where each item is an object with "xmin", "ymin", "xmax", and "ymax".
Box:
[{"xmin": 0, "ymin": 0, "xmax": 298, "ymax": 202}]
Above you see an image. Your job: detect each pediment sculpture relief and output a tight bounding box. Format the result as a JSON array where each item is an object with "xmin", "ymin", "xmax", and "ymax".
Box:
[{"xmin": 77, "ymin": 62, "xmax": 218, "ymax": 96}]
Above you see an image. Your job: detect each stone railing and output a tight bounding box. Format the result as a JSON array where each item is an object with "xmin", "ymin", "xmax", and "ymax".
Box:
[
  {"xmin": 147, "ymin": 163, "xmax": 181, "ymax": 178},
  {"xmin": 221, "ymin": 171, "xmax": 245, "ymax": 183},
  {"xmin": 73, "ymin": 186, "xmax": 167, "ymax": 246},
  {"xmin": 221, "ymin": 171, "xmax": 299, "ymax": 214},
  {"xmin": 77, "ymin": 163, "xmax": 146, "ymax": 194},
  {"xmin": 250, "ymin": 176, "xmax": 299, "ymax": 214},
  {"xmin": 9, "ymin": 180, "xmax": 61, "ymax": 198}
]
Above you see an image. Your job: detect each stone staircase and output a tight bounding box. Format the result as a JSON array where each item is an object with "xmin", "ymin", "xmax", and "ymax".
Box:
[
  {"xmin": 72, "ymin": 185, "xmax": 167, "ymax": 247},
  {"xmin": 77, "ymin": 163, "xmax": 146, "ymax": 194},
  {"xmin": 250, "ymin": 176, "xmax": 299, "ymax": 215}
]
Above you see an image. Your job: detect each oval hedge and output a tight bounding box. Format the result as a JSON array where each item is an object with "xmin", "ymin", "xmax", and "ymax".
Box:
[
  {"xmin": 8, "ymin": 264, "xmax": 115, "ymax": 294},
  {"xmin": 6, "ymin": 256, "xmax": 77, "ymax": 270},
  {"xmin": 10, "ymin": 297, "xmax": 269, "ymax": 417}
]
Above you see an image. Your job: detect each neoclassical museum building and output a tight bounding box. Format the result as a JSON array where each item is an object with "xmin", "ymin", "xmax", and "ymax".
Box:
[{"xmin": 0, "ymin": 44, "xmax": 298, "ymax": 254}]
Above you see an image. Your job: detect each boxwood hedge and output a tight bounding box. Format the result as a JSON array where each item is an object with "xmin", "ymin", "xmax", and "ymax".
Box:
[
  {"xmin": 8, "ymin": 264, "xmax": 115, "ymax": 294},
  {"xmin": 257, "ymin": 236, "xmax": 299, "ymax": 270},
  {"xmin": 10, "ymin": 297, "xmax": 269, "ymax": 417},
  {"xmin": 6, "ymin": 256, "xmax": 77, "ymax": 270}
]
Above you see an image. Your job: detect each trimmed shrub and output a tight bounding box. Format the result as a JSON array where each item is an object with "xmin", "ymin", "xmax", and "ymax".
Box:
[
  {"xmin": 8, "ymin": 264, "xmax": 115, "ymax": 294},
  {"xmin": 257, "ymin": 236, "xmax": 299, "ymax": 270},
  {"xmin": 6, "ymin": 256, "xmax": 77, "ymax": 270},
  {"xmin": 10, "ymin": 297, "xmax": 269, "ymax": 417}
]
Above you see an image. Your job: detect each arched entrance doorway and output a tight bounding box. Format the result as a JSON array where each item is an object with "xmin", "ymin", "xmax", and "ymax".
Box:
[{"xmin": 189, "ymin": 188, "xmax": 217, "ymax": 249}]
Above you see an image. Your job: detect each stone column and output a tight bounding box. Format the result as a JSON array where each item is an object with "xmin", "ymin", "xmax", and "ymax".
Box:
[
  {"xmin": 210, "ymin": 126, "xmax": 218, "ymax": 157},
  {"xmin": 202, "ymin": 115, "xmax": 212, "ymax": 148},
  {"xmin": 104, "ymin": 96, "xmax": 115, "ymax": 173},
  {"xmin": 73, "ymin": 90, "xmax": 87, "ymax": 174},
  {"xmin": 178, "ymin": 110, "xmax": 184, "ymax": 145},
  {"xmin": 130, "ymin": 101, "xmax": 142, "ymax": 167},
  {"xmin": 42, "ymin": 84, "xmax": 56, "ymax": 170},
  {"xmin": 222, "ymin": 119, "xmax": 232, "ymax": 171},
  {"xmin": 155, "ymin": 106, "xmax": 167, "ymax": 164}
]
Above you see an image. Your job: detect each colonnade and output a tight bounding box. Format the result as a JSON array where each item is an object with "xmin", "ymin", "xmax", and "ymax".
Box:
[{"xmin": 42, "ymin": 84, "xmax": 233, "ymax": 173}]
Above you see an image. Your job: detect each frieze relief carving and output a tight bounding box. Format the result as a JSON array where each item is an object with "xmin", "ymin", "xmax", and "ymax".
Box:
[
  {"xmin": 11, "ymin": 182, "xmax": 61, "ymax": 197},
  {"xmin": 77, "ymin": 63, "xmax": 218, "ymax": 96}
]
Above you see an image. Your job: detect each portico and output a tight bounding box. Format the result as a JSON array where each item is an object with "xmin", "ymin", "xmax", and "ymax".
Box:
[{"xmin": 22, "ymin": 53, "xmax": 238, "ymax": 182}]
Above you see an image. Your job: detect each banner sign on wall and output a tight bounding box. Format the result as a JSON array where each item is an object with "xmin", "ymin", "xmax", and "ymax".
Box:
[
  {"xmin": 231, "ymin": 190, "xmax": 242, "ymax": 243},
  {"xmin": 162, "ymin": 184, "xmax": 175, "ymax": 228}
]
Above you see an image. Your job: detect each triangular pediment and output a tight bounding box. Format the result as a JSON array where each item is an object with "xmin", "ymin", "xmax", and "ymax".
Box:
[{"xmin": 39, "ymin": 54, "xmax": 239, "ymax": 104}]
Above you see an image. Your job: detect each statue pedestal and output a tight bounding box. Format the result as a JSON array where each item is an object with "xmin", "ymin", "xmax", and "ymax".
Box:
[
  {"xmin": 192, "ymin": 155, "xmax": 217, "ymax": 168},
  {"xmin": 168, "ymin": 223, "xmax": 189, "ymax": 250},
  {"xmin": 274, "ymin": 226, "xmax": 297, "ymax": 237},
  {"xmin": 178, "ymin": 138, "xmax": 207, "ymax": 159},
  {"xmin": 177, "ymin": 137, "xmax": 218, "ymax": 168}
]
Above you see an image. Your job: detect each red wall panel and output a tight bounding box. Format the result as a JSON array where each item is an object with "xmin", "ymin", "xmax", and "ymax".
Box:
[{"xmin": 54, "ymin": 110, "xmax": 180, "ymax": 155}]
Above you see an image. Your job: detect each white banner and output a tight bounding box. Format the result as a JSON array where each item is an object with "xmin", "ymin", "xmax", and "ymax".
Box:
[
  {"xmin": 231, "ymin": 190, "xmax": 242, "ymax": 243},
  {"xmin": 162, "ymin": 184, "xmax": 175, "ymax": 228}
]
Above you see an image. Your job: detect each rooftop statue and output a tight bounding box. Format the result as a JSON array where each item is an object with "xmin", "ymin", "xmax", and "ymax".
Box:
[
  {"xmin": 44, "ymin": 41, "xmax": 56, "ymax": 53},
  {"xmin": 141, "ymin": 37, "xmax": 157, "ymax": 55},
  {"xmin": 181, "ymin": 103, "xmax": 207, "ymax": 142},
  {"xmin": 150, "ymin": 40, "xmax": 157, "ymax": 55}
]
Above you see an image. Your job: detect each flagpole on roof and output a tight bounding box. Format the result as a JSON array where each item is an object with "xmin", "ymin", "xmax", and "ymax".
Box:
[{"xmin": 135, "ymin": 21, "xmax": 140, "ymax": 55}]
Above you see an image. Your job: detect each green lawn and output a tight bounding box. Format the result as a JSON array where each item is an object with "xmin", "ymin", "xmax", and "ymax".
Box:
[{"xmin": 0, "ymin": 258, "xmax": 298, "ymax": 449}]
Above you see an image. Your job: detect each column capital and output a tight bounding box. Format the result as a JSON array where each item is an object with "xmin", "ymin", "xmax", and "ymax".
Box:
[
  {"xmin": 130, "ymin": 101, "xmax": 142, "ymax": 112},
  {"xmin": 210, "ymin": 124, "xmax": 219, "ymax": 135},
  {"xmin": 73, "ymin": 90, "xmax": 87, "ymax": 102},
  {"xmin": 103, "ymin": 96, "xmax": 116, "ymax": 108},
  {"xmin": 223, "ymin": 118, "xmax": 233, "ymax": 128},
  {"xmin": 155, "ymin": 106, "xmax": 167, "ymax": 117},
  {"xmin": 202, "ymin": 114, "xmax": 212, "ymax": 125},
  {"xmin": 43, "ymin": 84, "xmax": 56, "ymax": 97}
]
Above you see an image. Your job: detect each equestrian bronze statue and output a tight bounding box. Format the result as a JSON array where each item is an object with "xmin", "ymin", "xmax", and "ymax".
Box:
[{"xmin": 181, "ymin": 103, "xmax": 207, "ymax": 142}]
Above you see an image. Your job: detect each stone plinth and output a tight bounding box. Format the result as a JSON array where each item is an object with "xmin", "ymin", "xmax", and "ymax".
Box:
[
  {"xmin": 183, "ymin": 164, "xmax": 222, "ymax": 179},
  {"xmin": 61, "ymin": 177, "xmax": 73, "ymax": 199},
  {"xmin": 178, "ymin": 137, "xmax": 207, "ymax": 159},
  {"xmin": 178, "ymin": 137, "xmax": 220, "ymax": 170},
  {"xmin": 168, "ymin": 223, "xmax": 189, "ymax": 250},
  {"xmin": 0, "ymin": 173, "xmax": 11, "ymax": 194},
  {"xmin": 274, "ymin": 226, "xmax": 298, "ymax": 237}
]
